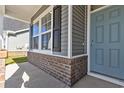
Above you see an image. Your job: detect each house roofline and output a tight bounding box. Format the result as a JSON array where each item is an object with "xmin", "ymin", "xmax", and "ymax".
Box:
[{"xmin": 5, "ymin": 28, "xmax": 29, "ymax": 35}]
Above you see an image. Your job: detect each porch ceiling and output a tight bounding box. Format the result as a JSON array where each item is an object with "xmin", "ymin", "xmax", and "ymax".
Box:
[{"xmin": 5, "ymin": 5, "xmax": 42, "ymax": 23}]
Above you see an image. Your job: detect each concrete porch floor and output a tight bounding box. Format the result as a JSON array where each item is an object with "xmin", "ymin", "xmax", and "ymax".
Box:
[{"xmin": 5, "ymin": 62, "xmax": 123, "ymax": 88}]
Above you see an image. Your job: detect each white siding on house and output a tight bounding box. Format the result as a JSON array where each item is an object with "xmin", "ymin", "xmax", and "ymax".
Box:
[
  {"xmin": 7, "ymin": 31, "xmax": 29, "ymax": 51},
  {"xmin": 8, "ymin": 34, "xmax": 16, "ymax": 50},
  {"xmin": 0, "ymin": 35, "xmax": 2, "ymax": 50}
]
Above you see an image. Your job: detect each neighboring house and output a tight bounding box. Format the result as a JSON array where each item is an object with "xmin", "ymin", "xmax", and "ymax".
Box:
[
  {"xmin": 5, "ymin": 29, "xmax": 29, "ymax": 56},
  {"xmin": 0, "ymin": 35, "xmax": 3, "ymax": 50},
  {"xmin": 3, "ymin": 16, "xmax": 29, "ymax": 56}
]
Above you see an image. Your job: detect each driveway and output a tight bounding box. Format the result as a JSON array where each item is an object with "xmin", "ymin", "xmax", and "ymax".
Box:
[{"xmin": 5, "ymin": 62, "xmax": 122, "ymax": 88}]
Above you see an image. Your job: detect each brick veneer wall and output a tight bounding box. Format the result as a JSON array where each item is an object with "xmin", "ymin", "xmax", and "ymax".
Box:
[
  {"xmin": 8, "ymin": 51, "xmax": 27, "ymax": 57},
  {"xmin": 28, "ymin": 52, "xmax": 87, "ymax": 86},
  {"xmin": 0, "ymin": 59, "xmax": 5, "ymax": 88}
]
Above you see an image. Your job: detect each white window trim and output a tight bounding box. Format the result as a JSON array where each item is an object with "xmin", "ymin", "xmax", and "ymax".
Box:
[
  {"xmin": 41, "ymin": 30, "xmax": 51, "ymax": 35},
  {"xmin": 51, "ymin": 5, "xmax": 54, "ymax": 54},
  {"xmin": 40, "ymin": 13, "xmax": 52, "ymax": 50},
  {"xmin": 31, "ymin": 49, "xmax": 69, "ymax": 58},
  {"xmin": 39, "ymin": 18, "xmax": 41, "ymax": 50}
]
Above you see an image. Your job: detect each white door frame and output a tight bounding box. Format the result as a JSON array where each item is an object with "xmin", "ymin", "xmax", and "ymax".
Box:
[{"xmin": 87, "ymin": 5, "xmax": 124, "ymax": 86}]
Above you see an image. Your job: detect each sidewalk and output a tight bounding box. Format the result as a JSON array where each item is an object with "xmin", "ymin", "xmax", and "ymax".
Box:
[
  {"xmin": 5, "ymin": 62, "xmax": 122, "ymax": 88},
  {"xmin": 5, "ymin": 62, "xmax": 69, "ymax": 88}
]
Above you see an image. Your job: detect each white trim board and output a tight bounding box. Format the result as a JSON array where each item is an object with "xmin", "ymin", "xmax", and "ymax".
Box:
[
  {"xmin": 68, "ymin": 5, "xmax": 72, "ymax": 58},
  {"xmin": 71, "ymin": 54, "xmax": 87, "ymax": 59},
  {"xmin": 30, "ymin": 50, "xmax": 69, "ymax": 59},
  {"xmin": 87, "ymin": 5, "xmax": 124, "ymax": 87},
  {"xmin": 6, "ymin": 28, "xmax": 29, "ymax": 35}
]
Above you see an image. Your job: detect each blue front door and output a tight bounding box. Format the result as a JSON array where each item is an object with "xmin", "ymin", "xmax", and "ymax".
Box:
[{"xmin": 91, "ymin": 6, "xmax": 124, "ymax": 80}]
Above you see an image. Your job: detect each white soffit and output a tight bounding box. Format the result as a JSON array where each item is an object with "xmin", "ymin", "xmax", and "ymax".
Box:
[{"xmin": 5, "ymin": 5, "xmax": 42, "ymax": 22}]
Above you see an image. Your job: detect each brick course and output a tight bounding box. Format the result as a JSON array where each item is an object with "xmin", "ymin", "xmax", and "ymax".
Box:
[
  {"xmin": 8, "ymin": 51, "xmax": 27, "ymax": 57},
  {"xmin": 28, "ymin": 52, "xmax": 87, "ymax": 86}
]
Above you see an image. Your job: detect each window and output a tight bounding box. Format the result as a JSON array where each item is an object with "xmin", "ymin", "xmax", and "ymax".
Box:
[
  {"xmin": 33, "ymin": 36, "xmax": 39, "ymax": 49},
  {"xmin": 33, "ymin": 22, "xmax": 39, "ymax": 36},
  {"xmin": 31, "ymin": 7, "xmax": 61, "ymax": 52},
  {"xmin": 32, "ymin": 22, "xmax": 39, "ymax": 49},
  {"xmin": 53, "ymin": 6, "xmax": 61, "ymax": 52},
  {"xmin": 41, "ymin": 13, "xmax": 51, "ymax": 50},
  {"xmin": 42, "ymin": 13, "xmax": 51, "ymax": 32},
  {"xmin": 42, "ymin": 33, "xmax": 51, "ymax": 50}
]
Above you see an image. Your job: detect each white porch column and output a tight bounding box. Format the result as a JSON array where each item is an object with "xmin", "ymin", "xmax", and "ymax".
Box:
[
  {"xmin": 0, "ymin": 5, "xmax": 5, "ymax": 50},
  {"xmin": 0, "ymin": 5, "xmax": 5, "ymax": 88},
  {"xmin": 68, "ymin": 5, "xmax": 72, "ymax": 58}
]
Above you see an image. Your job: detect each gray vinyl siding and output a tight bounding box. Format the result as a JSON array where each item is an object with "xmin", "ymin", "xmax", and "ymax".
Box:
[
  {"xmin": 53, "ymin": 5, "xmax": 68, "ymax": 56},
  {"xmin": 3, "ymin": 17, "xmax": 29, "ymax": 31},
  {"xmin": 72, "ymin": 5, "xmax": 87, "ymax": 56}
]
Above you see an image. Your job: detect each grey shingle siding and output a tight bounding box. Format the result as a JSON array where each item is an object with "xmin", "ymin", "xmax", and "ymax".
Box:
[
  {"xmin": 72, "ymin": 5, "xmax": 87, "ymax": 56},
  {"xmin": 53, "ymin": 5, "xmax": 68, "ymax": 56},
  {"xmin": 3, "ymin": 17, "xmax": 29, "ymax": 31}
]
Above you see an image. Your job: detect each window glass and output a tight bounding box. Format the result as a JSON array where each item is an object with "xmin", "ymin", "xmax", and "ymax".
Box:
[
  {"xmin": 33, "ymin": 36, "xmax": 39, "ymax": 49},
  {"xmin": 42, "ymin": 32, "xmax": 51, "ymax": 50},
  {"xmin": 33, "ymin": 22, "xmax": 39, "ymax": 36},
  {"xmin": 41, "ymin": 13, "xmax": 51, "ymax": 32}
]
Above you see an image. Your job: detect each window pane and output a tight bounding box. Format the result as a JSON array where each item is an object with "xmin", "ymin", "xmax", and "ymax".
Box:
[
  {"xmin": 42, "ymin": 32, "xmax": 51, "ymax": 50},
  {"xmin": 33, "ymin": 36, "xmax": 39, "ymax": 49},
  {"xmin": 33, "ymin": 22, "xmax": 39, "ymax": 36},
  {"xmin": 42, "ymin": 24, "xmax": 47, "ymax": 32},
  {"xmin": 41, "ymin": 13, "xmax": 51, "ymax": 32}
]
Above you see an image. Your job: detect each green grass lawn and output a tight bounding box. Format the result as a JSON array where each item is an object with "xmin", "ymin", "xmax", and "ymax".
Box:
[{"xmin": 5, "ymin": 56, "xmax": 28, "ymax": 66}]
